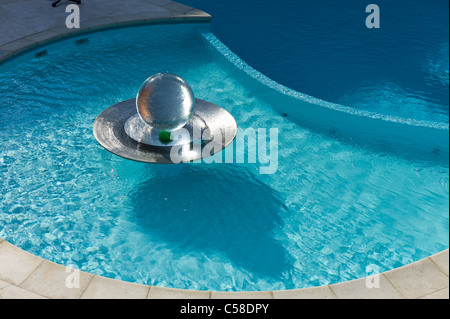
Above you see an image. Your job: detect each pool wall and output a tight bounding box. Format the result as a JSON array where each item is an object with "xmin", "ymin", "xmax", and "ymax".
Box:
[{"xmin": 200, "ymin": 29, "xmax": 449, "ymax": 164}]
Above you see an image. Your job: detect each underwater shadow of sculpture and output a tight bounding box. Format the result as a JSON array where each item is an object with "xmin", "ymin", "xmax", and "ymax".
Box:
[{"xmin": 131, "ymin": 164, "xmax": 290, "ymax": 279}]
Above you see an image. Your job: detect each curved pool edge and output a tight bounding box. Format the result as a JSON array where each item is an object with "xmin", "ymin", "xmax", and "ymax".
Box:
[
  {"xmin": 200, "ymin": 30, "xmax": 449, "ymax": 131},
  {"xmin": 0, "ymin": 1, "xmax": 448, "ymax": 299},
  {"xmin": 199, "ymin": 29, "xmax": 449, "ymax": 164},
  {"xmin": 0, "ymin": 238, "xmax": 448, "ymax": 299},
  {"xmin": 0, "ymin": 2, "xmax": 212, "ymax": 65}
]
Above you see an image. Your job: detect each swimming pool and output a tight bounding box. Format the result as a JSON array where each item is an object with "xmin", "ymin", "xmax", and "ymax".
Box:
[{"xmin": 0, "ymin": 21, "xmax": 448, "ymax": 292}]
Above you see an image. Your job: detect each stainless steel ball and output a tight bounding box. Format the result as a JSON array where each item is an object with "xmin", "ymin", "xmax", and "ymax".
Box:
[{"xmin": 136, "ymin": 73, "xmax": 195, "ymax": 131}]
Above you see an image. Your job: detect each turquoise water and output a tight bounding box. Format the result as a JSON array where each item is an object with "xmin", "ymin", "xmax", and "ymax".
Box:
[{"xmin": 0, "ymin": 24, "xmax": 448, "ymax": 291}]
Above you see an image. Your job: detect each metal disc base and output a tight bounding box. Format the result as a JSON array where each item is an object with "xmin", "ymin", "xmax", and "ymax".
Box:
[
  {"xmin": 93, "ymin": 98, "xmax": 237, "ymax": 164},
  {"xmin": 124, "ymin": 112, "xmax": 208, "ymax": 147}
]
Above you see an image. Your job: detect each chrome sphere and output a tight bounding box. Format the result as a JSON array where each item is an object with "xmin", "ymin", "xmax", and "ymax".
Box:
[{"xmin": 136, "ymin": 73, "xmax": 195, "ymax": 131}]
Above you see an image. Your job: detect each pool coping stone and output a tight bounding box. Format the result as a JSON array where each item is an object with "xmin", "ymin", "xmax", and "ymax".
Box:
[{"xmin": 0, "ymin": 239, "xmax": 448, "ymax": 299}]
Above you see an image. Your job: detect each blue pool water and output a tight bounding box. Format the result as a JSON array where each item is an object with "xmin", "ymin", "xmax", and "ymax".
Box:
[
  {"xmin": 0, "ymin": 23, "xmax": 448, "ymax": 291},
  {"xmin": 184, "ymin": 0, "xmax": 449, "ymax": 123}
]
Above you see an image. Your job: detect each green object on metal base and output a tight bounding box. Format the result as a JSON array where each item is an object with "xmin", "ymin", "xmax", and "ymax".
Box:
[{"xmin": 158, "ymin": 130, "xmax": 172, "ymax": 144}]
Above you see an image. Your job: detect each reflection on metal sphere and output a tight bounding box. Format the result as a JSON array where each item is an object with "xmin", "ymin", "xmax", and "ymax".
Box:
[{"xmin": 136, "ymin": 73, "xmax": 195, "ymax": 131}]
